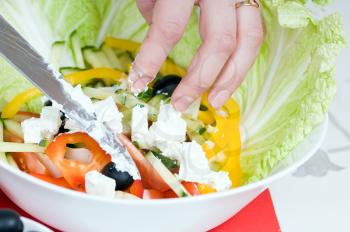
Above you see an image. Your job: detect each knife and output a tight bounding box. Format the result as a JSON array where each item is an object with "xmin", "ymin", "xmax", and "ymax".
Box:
[{"xmin": 0, "ymin": 15, "xmax": 140, "ymax": 179}]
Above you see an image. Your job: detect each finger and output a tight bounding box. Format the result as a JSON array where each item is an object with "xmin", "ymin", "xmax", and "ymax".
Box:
[
  {"xmin": 172, "ymin": 0, "xmax": 236, "ymax": 111},
  {"xmin": 130, "ymin": 0, "xmax": 195, "ymax": 92},
  {"xmin": 208, "ymin": 4, "xmax": 264, "ymax": 108},
  {"xmin": 136, "ymin": 0, "xmax": 156, "ymax": 24}
]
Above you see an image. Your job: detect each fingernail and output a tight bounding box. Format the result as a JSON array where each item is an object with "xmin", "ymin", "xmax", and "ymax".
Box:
[
  {"xmin": 210, "ymin": 90, "xmax": 231, "ymax": 109},
  {"xmin": 173, "ymin": 96, "xmax": 194, "ymax": 112},
  {"xmin": 131, "ymin": 77, "xmax": 152, "ymax": 93}
]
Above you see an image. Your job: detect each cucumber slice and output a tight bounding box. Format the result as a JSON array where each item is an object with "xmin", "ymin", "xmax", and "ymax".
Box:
[
  {"xmin": 0, "ymin": 142, "xmax": 45, "ymax": 153},
  {"xmin": 39, "ymin": 139, "xmax": 51, "ymax": 148},
  {"xmin": 145, "ymin": 151, "xmax": 190, "ymax": 197},
  {"xmin": 124, "ymin": 94, "xmax": 146, "ymax": 109},
  {"xmin": 102, "ymin": 46, "xmax": 125, "ymax": 71},
  {"xmin": 83, "ymin": 87, "xmax": 114, "ymax": 100},
  {"xmin": 0, "ymin": 121, "xmax": 7, "ymax": 164},
  {"xmin": 147, "ymin": 94, "xmax": 167, "ymax": 109},
  {"xmin": 83, "ymin": 48, "xmax": 113, "ymax": 68},
  {"xmin": 6, "ymin": 154, "xmax": 19, "ymax": 169},
  {"xmin": 3, "ymin": 120, "xmax": 23, "ymax": 139},
  {"xmin": 70, "ymin": 31, "xmax": 85, "ymax": 69}
]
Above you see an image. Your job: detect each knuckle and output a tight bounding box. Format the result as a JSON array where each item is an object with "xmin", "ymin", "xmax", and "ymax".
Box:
[
  {"xmin": 157, "ymin": 19, "xmax": 185, "ymax": 44},
  {"xmin": 210, "ymin": 30, "xmax": 236, "ymax": 53},
  {"xmin": 242, "ymin": 25, "xmax": 264, "ymax": 47}
]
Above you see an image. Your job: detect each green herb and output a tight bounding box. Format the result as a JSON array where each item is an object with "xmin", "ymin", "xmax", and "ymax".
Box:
[
  {"xmin": 198, "ymin": 127, "xmax": 206, "ymax": 135},
  {"xmin": 137, "ymin": 88, "xmax": 153, "ymax": 102}
]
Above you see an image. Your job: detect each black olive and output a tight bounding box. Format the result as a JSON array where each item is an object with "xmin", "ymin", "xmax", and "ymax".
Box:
[
  {"xmin": 43, "ymin": 100, "xmax": 53, "ymax": 107},
  {"xmin": 0, "ymin": 209, "xmax": 24, "ymax": 232},
  {"xmin": 101, "ymin": 162, "xmax": 134, "ymax": 190},
  {"xmin": 58, "ymin": 112, "xmax": 69, "ymax": 134},
  {"xmin": 152, "ymin": 74, "xmax": 181, "ymax": 97}
]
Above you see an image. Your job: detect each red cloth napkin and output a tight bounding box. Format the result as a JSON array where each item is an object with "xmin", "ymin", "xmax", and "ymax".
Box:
[{"xmin": 0, "ymin": 189, "xmax": 280, "ymax": 232}]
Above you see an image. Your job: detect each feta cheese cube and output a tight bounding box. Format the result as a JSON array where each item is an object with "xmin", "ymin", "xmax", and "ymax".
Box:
[
  {"xmin": 21, "ymin": 106, "xmax": 62, "ymax": 143},
  {"xmin": 158, "ymin": 141, "xmax": 232, "ymax": 191},
  {"xmin": 93, "ymin": 97, "xmax": 123, "ymax": 134},
  {"xmin": 85, "ymin": 171, "xmax": 116, "ymax": 198},
  {"xmin": 131, "ymin": 105, "xmax": 153, "ymax": 148}
]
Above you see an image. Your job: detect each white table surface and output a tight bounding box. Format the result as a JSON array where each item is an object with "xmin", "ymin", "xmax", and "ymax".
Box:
[{"xmin": 269, "ymin": 1, "xmax": 350, "ymax": 232}]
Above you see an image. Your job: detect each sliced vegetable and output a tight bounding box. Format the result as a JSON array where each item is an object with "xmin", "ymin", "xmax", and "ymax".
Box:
[
  {"xmin": 3, "ymin": 120, "xmax": 23, "ymax": 139},
  {"xmin": 104, "ymin": 37, "xmax": 140, "ymax": 52},
  {"xmin": 70, "ymin": 31, "xmax": 85, "ymax": 69},
  {"xmin": 64, "ymin": 68, "xmax": 126, "ymax": 86},
  {"xmin": 153, "ymin": 152, "xmax": 178, "ymax": 172},
  {"xmin": 129, "ymin": 180, "xmax": 144, "ymax": 198},
  {"xmin": 82, "ymin": 48, "xmax": 114, "ymax": 69},
  {"xmin": 159, "ymin": 60, "xmax": 186, "ymax": 77},
  {"xmin": 197, "ymin": 183, "xmax": 216, "ymax": 194},
  {"xmin": 6, "ymin": 154, "xmax": 19, "ymax": 170},
  {"xmin": 145, "ymin": 151, "xmax": 190, "ymax": 198},
  {"xmin": 102, "ymin": 46, "xmax": 125, "ymax": 71},
  {"xmin": 181, "ymin": 182, "xmax": 200, "ymax": 196},
  {"xmin": 0, "ymin": 121, "xmax": 7, "ymax": 164},
  {"xmin": 45, "ymin": 132, "xmax": 111, "ymax": 191},
  {"xmin": 11, "ymin": 111, "xmax": 39, "ymax": 123},
  {"xmin": 118, "ymin": 134, "xmax": 170, "ymax": 192},
  {"xmin": 142, "ymin": 189, "xmax": 164, "ymax": 199},
  {"xmin": 0, "ymin": 142, "xmax": 45, "ymax": 153},
  {"xmin": 30, "ymin": 173, "xmax": 71, "ymax": 189},
  {"xmin": 1, "ymin": 88, "xmax": 42, "ymax": 119}
]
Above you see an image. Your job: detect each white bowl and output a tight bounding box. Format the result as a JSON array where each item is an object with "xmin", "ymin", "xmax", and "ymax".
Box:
[
  {"xmin": 0, "ymin": 118, "xmax": 328, "ymax": 232},
  {"xmin": 21, "ymin": 217, "xmax": 53, "ymax": 232}
]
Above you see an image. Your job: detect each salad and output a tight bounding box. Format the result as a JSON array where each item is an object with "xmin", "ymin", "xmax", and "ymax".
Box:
[{"xmin": 0, "ymin": 0, "xmax": 346, "ymax": 200}]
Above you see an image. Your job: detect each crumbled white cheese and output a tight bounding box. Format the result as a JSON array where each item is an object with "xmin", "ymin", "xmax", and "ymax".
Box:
[
  {"xmin": 93, "ymin": 97, "xmax": 123, "ymax": 134},
  {"xmin": 85, "ymin": 171, "xmax": 116, "ymax": 198},
  {"xmin": 158, "ymin": 141, "xmax": 232, "ymax": 191},
  {"xmin": 149, "ymin": 103, "xmax": 187, "ymax": 143},
  {"xmin": 21, "ymin": 106, "xmax": 62, "ymax": 143},
  {"xmin": 131, "ymin": 105, "xmax": 153, "ymax": 148},
  {"xmin": 64, "ymin": 118, "xmax": 82, "ymax": 132}
]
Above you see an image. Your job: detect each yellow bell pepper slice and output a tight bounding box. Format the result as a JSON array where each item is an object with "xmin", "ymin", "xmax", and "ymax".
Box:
[
  {"xmin": 1, "ymin": 88, "xmax": 42, "ymax": 119},
  {"xmin": 160, "ymin": 59, "xmax": 186, "ymax": 77},
  {"xmin": 64, "ymin": 68, "xmax": 126, "ymax": 86},
  {"xmin": 198, "ymin": 110, "xmax": 215, "ymax": 125},
  {"xmin": 104, "ymin": 37, "xmax": 140, "ymax": 52},
  {"xmin": 104, "ymin": 37, "xmax": 186, "ymax": 76},
  {"xmin": 198, "ymin": 183, "xmax": 216, "ymax": 194},
  {"xmin": 221, "ymin": 150, "xmax": 241, "ymax": 187}
]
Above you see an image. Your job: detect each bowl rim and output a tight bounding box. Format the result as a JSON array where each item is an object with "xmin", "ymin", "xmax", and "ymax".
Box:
[{"xmin": 0, "ymin": 117, "xmax": 328, "ymax": 205}]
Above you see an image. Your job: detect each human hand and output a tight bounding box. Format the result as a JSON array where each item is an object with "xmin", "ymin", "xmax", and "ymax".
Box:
[{"xmin": 130, "ymin": 0, "xmax": 264, "ymax": 111}]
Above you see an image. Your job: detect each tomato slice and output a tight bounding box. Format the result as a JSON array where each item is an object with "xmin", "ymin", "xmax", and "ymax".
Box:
[
  {"xmin": 143, "ymin": 189, "xmax": 164, "ymax": 199},
  {"xmin": 163, "ymin": 190, "xmax": 178, "ymax": 199},
  {"xmin": 30, "ymin": 173, "xmax": 72, "ymax": 189},
  {"xmin": 45, "ymin": 132, "xmax": 111, "ymax": 191},
  {"xmin": 12, "ymin": 111, "xmax": 40, "ymax": 123},
  {"xmin": 4, "ymin": 130, "xmax": 49, "ymax": 175},
  {"xmin": 129, "ymin": 180, "xmax": 144, "ymax": 198},
  {"xmin": 182, "ymin": 181, "xmax": 200, "ymax": 196},
  {"xmin": 118, "ymin": 134, "xmax": 170, "ymax": 192}
]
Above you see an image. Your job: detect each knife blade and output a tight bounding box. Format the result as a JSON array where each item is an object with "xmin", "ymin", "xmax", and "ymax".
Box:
[{"xmin": 0, "ymin": 15, "xmax": 140, "ymax": 179}]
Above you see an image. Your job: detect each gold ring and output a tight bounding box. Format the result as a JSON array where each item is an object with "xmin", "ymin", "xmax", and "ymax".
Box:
[{"xmin": 235, "ymin": 0, "xmax": 260, "ymax": 9}]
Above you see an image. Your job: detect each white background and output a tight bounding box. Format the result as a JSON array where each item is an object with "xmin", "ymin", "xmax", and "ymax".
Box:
[{"xmin": 269, "ymin": 1, "xmax": 350, "ymax": 232}]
